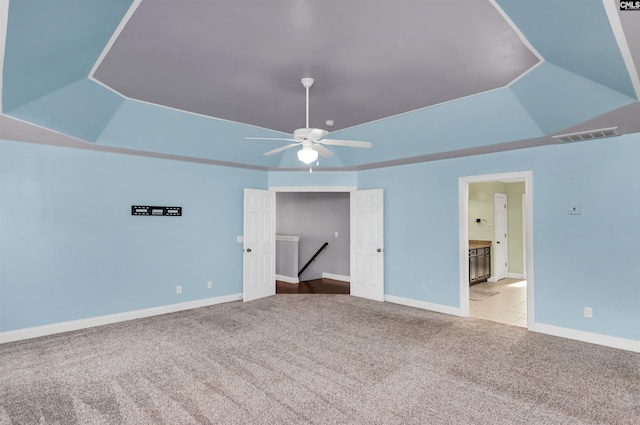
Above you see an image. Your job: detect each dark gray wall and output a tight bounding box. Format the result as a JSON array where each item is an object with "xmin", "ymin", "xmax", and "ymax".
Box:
[{"xmin": 276, "ymin": 192, "xmax": 350, "ymax": 281}]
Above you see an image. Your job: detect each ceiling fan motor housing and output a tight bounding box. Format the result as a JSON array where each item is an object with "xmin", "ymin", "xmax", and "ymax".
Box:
[{"xmin": 294, "ymin": 127, "xmax": 329, "ymax": 141}]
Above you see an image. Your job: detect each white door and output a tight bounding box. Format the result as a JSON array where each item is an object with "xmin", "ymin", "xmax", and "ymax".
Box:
[
  {"xmin": 350, "ymin": 189, "xmax": 384, "ymax": 301},
  {"xmin": 494, "ymin": 193, "xmax": 508, "ymax": 280},
  {"xmin": 243, "ymin": 189, "xmax": 276, "ymax": 302}
]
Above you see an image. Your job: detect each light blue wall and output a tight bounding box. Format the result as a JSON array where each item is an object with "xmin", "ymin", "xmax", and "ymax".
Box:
[
  {"xmin": 497, "ymin": 0, "xmax": 636, "ymax": 99},
  {"xmin": 7, "ymin": 79, "xmax": 124, "ymax": 142},
  {"xmin": 358, "ymin": 133, "xmax": 640, "ymax": 341},
  {"xmin": 3, "ymin": 135, "xmax": 640, "ymax": 343},
  {"xmin": 268, "ymin": 171, "xmax": 357, "ymax": 188},
  {"xmin": 0, "ymin": 140, "xmax": 266, "ymax": 332},
  {"xmin": 510, "ymin": 63, "xmax": 636, "ymax": 134},
  {"xmin": 3, "ymin": 0, "xmax": 133, "ymax": 111},
  {"xmin": 96, "ymin": 99, "xmax": 286, "ymax": 166},
  {"xmin": 328, "ymin": 88, "xmax": 545, "ymax": 166}
]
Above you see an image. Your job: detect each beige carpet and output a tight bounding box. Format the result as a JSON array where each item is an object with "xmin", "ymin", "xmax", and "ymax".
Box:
[{"xmin": 1, "ymin": 295, "xmax": 639, "ymax": 424}]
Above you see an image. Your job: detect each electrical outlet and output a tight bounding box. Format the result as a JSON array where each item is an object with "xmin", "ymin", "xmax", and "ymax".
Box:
[
  {"xmin": 208, "ymin": 281, "xmax": 213, "ymax": 289},
  {"xmin": 176, "ymin": 285, "xmax": 182, "ymax": 294},
  {"xmin": 335, "ymin": 231, "xmax": 339, "ymax": 238},
  {"xmin": 584, "ymin": 307, "xmax": 592, "ymax": 318}
]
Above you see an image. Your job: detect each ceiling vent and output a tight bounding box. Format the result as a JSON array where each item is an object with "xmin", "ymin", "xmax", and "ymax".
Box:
[{"xmin": 552, "ymin": 127, "xmax": 620, "ymax": 143}]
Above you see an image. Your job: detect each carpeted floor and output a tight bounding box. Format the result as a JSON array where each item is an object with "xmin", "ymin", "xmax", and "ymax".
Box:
[{"xmin": 1, "ymin": 295, "xmax": 639, "ymax": 424}]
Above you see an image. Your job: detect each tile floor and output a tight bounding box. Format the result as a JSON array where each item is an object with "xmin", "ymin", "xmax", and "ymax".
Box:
[{"xmin": 469, "ymin": 278, "xmax": 527, "ymax": 327}]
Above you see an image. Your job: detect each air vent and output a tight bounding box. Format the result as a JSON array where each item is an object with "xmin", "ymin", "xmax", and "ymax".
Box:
[{"xmin": 552, "ymin": 127, "xmax": 620, "ymax": 143}]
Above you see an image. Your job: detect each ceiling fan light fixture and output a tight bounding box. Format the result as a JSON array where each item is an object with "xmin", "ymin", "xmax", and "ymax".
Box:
[
  {"xmin": 245, "ymin": 77, "xmax": 372, "ymax": 161},
  {"xmin": 297, "ymin": 146, "xmax": 318, "ymax": 164}
]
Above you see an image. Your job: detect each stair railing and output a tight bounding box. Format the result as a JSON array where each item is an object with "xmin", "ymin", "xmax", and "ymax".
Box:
[{"xmin": 298, "ymin": 242, "xmax": 329, "ymax": 277}]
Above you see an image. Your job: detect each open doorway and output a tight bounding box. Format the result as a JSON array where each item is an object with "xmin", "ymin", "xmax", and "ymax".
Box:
[
  {"xmin": 459, "ymin": 171, "xmax": 534, "ymax": 328},
  {"xmin": 275, "ymin": 192, "xmax": 350, "ymax": 294},
  {"xmin": 243, "ymin": 186, "xmax": 384, "ymax": 302}
]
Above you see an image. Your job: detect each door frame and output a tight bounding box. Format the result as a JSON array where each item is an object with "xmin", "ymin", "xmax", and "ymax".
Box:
[
  {"xmin": 492, "ymin": 192, "xmax": 508, "ymax": 281},
  {"xmin": 458, "ymin": 171, "xmax": 534, "ymax": 328},
  {"xmin": 266, "ymin": 185, "xmax": 384, "ymax": 301},
  {"xmin": 268, "ymin": 185, "xmax": 355, "ymax": 290}
]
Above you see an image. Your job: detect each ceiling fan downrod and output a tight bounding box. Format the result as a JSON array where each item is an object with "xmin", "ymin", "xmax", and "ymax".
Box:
[{"xmin": 301, "ymin": 77, "xmax": 314, "ymax": 129}]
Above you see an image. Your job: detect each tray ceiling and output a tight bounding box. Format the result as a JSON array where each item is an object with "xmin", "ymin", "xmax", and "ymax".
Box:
[
  {"xmin": 92, "ymin": 0, "xmax": 540, "ymax": 133},
  {"xmin": 1, "ymin": 0, "xmax": 639, "ymax": 170}
]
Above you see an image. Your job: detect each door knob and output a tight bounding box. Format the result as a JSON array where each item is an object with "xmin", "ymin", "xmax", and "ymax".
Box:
[
  {"xmin": 246, "ymin": 248, "xmax": 252, "ymax": 252},
  {"xmin": 496, "ymin": 241, "xmax": 500, "ymax": 244},
  {"xmin": 377, "ymin": 248, "xmax": 382, "ymax": 252}
]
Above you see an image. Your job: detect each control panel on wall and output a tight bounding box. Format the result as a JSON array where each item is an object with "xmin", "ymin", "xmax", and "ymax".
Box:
[{"xmin": 131, "ymin": 206, "xmax": 182, "ymax": 216}]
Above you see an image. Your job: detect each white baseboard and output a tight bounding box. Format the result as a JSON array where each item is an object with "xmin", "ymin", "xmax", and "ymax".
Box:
[
  {"xmin": 529, "ymin": 322, "xmax": 640, "ymax": 353},
  {"xmin": 322, "ymin": 273, "xmax": 350, "ymax": 282},
  {"xmin": 487, "ymin": 276, "xmax": 498, "ymax": 282},
  {"xmin": 276, "ymin": 274, "xmax": 299, "ymax": 284},
  {"xmin": 507, "ymin": 273, "xmax": 525, "ymax": 279},
  {"xmin": 384, "ymin": 296, "xmax": 640, "ymax": 353},
  {"xmin": 385, "ymin": 295, "xmax": 461, "ymax": 316},
  {"xmin": 0, "ymin": 293, "xmax": 242, "ymax": 344}
]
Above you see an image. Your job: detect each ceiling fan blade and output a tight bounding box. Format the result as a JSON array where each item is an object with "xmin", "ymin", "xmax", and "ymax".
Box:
[
  {"xmin": 313, "ymin": 144, "xmax": 334, "ymax": 158},
  {"xmin": 245, "ymin": 137, "xmax": 296, "ymax": 142},
  {"xmin": 320, "ymin": 139, "xmax": 373, "ymax": 148},
  {"xmin": 263, "ymin": 144, "xmax": 299, "ymax": 156}
]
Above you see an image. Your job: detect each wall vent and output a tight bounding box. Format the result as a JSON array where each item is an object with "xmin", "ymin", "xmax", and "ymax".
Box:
[{"xmin": 552, "ymin": 127, "xmax": 620, "ymax": 143}]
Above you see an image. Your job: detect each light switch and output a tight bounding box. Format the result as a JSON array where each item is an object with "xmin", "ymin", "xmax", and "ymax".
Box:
[{"xmin": 335, "ymin": 231, "xmax": 339, "ymax": 238}]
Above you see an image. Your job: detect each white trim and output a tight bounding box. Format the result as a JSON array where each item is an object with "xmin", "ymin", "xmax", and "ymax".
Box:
[
  {"xmin": 269, "ymin": 186, "xmax": 357, "ymax": 192},
  {"xmin": 333, "ymin": 87, "xmax": 506, "ymax": 134},
  {"xmin": 530, "ymin": 322, "xmax": 640, "ymax": 353},
  {"xmin": 487, "ymin": 276, "xmax": 499, "ymax": 283},
  {"xmin": 522, "ymin": 193, "xmax": 527, "ymax": 279},
  {"xmin": 275, "ymin": 274, "xmax": 299, "ymax": 284},
  {"xmin": 322, "ymin": 272, "xmax": 350, "ymax": 282},
  {"xmin": 276, "ymin": 235, "xmax": 300, "ymax": 242},
  {"xmin": 242, "ymin": 233, "xmax": 303, "ymax": 244},
  {"xmin": 94, "ymin": 90, "xmax": 290, "ymax": 135},
  {"xmin": 89, "ymin": 75, "xmax": 128, "ymax": 97},
  {"xmin": 459, "ymin": 181, "xmax": 470, "ymax": 316},
  {"xmin": 507, "ymin": 61, "xmax": 545, "ymax": 87},
  {"xmin": 489, "ymin": 0, "xmax": 544, "ymax": 62},
  {"xmin": 507, "ymin": 273, "xmax": 525, "ymax": 279},
  {"xmin": 603, "ymin": 0, "xmax": 640, "ymax": 100},
  {"xmin": 0, "ymin": 293, "xmax": 242, "ymax": 344},
  {"xmin": 85, "ymin": 4, "xmax": 290, "ymax": 139},
  {"xmin": 459, "ymin": 170, "xmax": 534, "ymax": 328},
  {"xmin": 89, "ymin": 0, "xmax": 142, "ymax": 79},
  {"xmin": 385, "ymin": 295, "xmax": 462, "ymax": 317},
  {"xmin": 0, "ymin": 0, "xmax": 10, "ymax": 114}
]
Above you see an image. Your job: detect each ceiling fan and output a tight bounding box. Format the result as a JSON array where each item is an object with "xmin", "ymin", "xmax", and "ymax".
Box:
[{"xmin": 245, "ymin": 78, "xmax": 372, "ymax": 164}]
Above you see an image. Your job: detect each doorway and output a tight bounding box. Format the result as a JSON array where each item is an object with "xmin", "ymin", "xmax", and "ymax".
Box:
[
  {"xmin": 275, "ymin": 191, "xmax": 350, "ymax": 293},
  {"xmin": 243, "ymin": 187, "xmax": 384, "ymax": 302},
  {"xmin": 459, "ymin": 171, "xmax": 534, "ymax": 328}
]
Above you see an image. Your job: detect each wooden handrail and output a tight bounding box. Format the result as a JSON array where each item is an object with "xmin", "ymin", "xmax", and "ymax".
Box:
[{"xmin": 298, "ymin": 242, "xmax": 329, "ymax": 277}]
